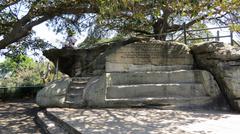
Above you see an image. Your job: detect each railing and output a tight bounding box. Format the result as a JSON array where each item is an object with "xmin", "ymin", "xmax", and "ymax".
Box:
[
  {"xmin": 0, "ymin": 85, "xmax": 43, "ymax": 101},
  {"xmin": 145, "ymin": 23, "xmax": 239, "ymax": 46},
  {"xmin": 183, "ymin": 24, "xmax": 237, "ymax": 46}
]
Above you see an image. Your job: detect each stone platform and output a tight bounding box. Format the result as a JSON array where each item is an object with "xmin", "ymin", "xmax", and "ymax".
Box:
[{"xmin": 37, "ymin": 108, "xmax": 240, "ymax": 134}]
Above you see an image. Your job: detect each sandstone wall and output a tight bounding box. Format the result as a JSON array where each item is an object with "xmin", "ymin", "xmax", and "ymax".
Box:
[
  {"xmin": 191, "ymin": 41, "xmax": 240, "ymax": 111},
  {"xmin": 106, "ymin": 41, "xmax": 193, "ymax": 72}
]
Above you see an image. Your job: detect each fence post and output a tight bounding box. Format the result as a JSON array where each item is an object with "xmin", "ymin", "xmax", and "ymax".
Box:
[
  {"xmin": 3, "ymin": 88, "xmax": 7, "ymax": 101},
  {"xmin": 230, "ymin": 31, "xmax": 233, "ymax": 46},
  {"xmin": 216, "ymin": 30, "xmax": 220, "ymax": 41},
  {"xmin": 207, "ymin": 33, "xmax": 209, "ymax": 41},
  {"xmin": 55, "ymin": 58, "xmax": 58, "ymax": 80},
  {"xmin": 183, "ymin": 22, "xmax": 187, "ymax": 45}
]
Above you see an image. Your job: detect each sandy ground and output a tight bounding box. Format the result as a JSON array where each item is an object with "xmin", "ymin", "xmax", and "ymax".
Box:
[{"xmin": 0, "ymin": 99, "xmax": 41, "ymax": 134}]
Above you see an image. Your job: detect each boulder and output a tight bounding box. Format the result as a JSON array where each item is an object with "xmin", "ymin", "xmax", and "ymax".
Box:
[
  {"xmin": 36, "ymin": 78, "xmax": 71, "ymax": 107},
  {"xmin": 191, "ymin": 41, "xmax": 240, "ymax": 111}
]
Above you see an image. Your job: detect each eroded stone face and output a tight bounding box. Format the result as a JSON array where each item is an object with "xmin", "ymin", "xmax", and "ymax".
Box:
[
  {"xmin": 191, "ymin": 41, "xmax": 240, "ymax": 111},
  {"xmin": 106, "ymin": 41, "xmax": 193, "ymax": 72},
  {"xmin": 36, "ymin": 78, "xmax": 71, "ymax": 107}
]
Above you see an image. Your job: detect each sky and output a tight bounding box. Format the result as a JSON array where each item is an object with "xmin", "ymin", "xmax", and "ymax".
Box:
[{"xmin": 33, "ymin": 22, "xmax": 87, "ymax": 48}]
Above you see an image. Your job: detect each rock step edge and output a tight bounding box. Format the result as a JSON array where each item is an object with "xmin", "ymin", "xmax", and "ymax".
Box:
[
  {"xmin": 44, "ymin": 109, "xmax": 81, "ymax": 134},
  {"xmin": 107, "ymin": 83, "xmax": 205, "ymax": 99},
  {"xmin": 35, "ymin": 111, "xmax": 67, "ymax": 134},
  {"xmin": 107, "ymin": 70, "xmax": 209, "ymax": 85},
  {"xmin": 104, "ymin": 96, "xmax": 215, "ymax": 109}
]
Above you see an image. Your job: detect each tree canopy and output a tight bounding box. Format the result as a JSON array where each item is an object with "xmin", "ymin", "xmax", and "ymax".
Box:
[{"xmin": 0, "ymin": 0, "xmax": 239, "ymax": 51}]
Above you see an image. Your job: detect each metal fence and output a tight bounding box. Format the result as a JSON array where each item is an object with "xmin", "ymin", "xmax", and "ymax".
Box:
[
  {"xmin": 0, "ymin": 86, "xmax": 43, "ymax": 101},
  {"xmin": 183, "ymin": 25, "xmax": 237, "ymax": 46},
  {"xmin": 146, "ymin": 23, "xmax": 239, "ymax": 46}
]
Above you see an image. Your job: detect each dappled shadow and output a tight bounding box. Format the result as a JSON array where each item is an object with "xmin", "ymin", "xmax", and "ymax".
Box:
[
  {"xmin": 48, "ymin": 107, "xmax": 239, "ymax": 134},
  {"xmin": 0, "ymin": 99, "xmax": 41, "ymax": 134}
]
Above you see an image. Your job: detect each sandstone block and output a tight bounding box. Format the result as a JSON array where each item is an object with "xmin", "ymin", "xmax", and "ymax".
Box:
[{"xmin": 106, "ymin": 41, "xmax": 193, "ymax": 72}]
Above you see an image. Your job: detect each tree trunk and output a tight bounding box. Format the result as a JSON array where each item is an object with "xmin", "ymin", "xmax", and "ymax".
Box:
[{"xmin": 152, "ymin": 18, "xmax": 168, "ymax": 41}]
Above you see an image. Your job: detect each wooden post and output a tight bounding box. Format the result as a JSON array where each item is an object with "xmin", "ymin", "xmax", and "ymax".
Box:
[
  {"xmin": 230, "ymin": 31, "xmax": 233, "ymax": 46},
  {"xmin": 183, "ymin": 22, "xmax": 187, "ymax": 45},
  {"xmin": 207, "ymin": 33, "xmax": 209, "ymax": 41}
]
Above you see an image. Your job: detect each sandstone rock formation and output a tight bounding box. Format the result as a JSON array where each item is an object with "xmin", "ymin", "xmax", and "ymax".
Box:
[
  {"xmin": 106, "ymin": 40, "xmax": 193, "ymax": 72},
  {"xmin": 36, "ymin": 78, "xmax": 71, "ymax": 107},
  {"xmin": 103, "ymin": 41, "xmax": 222, "ymax": 109},
  {"xmin": 191, "ymin": 41, "xmax": 240, "ymax": 111},
  {"xmin": 43, "ymin": 38, "xmax": 142, "ymax": 77},
  {"xmin": 43, "ymin": 45, "xmax": 108, "ymax": 77},
  {"xmin": 37, "ymin": 40, "xmax": 225, "ymax": 109}
]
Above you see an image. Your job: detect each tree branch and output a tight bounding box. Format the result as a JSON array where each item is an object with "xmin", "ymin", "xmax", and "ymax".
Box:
[
  {"xmin": 0, "ymin": 1, "xmax": 99, "ymax": 50},
  {"xmin": 167, "ymin": 14, "xmax": 209, "ymax": 33},
  {"xmin": 0, "ymin": 14, "xmax": 55, "ymax": 49},
  {"xmin": 0, "ymin": 0, "xmax": 20, "ymax": 12}
]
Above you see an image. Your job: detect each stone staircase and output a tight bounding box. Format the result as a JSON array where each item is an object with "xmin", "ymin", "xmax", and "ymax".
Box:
[
  {"xmin": 105, "ymin": 70, "xmax": 221, "ymax": 108},
  {"xmin": 64, "ymin": 77, "xmax": 91, "ymax": 107}
]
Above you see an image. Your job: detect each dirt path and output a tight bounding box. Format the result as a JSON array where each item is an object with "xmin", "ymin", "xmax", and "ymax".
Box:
[{"xmin": 0, "ymin": 99, "xmax": 41, "ymax": 134}]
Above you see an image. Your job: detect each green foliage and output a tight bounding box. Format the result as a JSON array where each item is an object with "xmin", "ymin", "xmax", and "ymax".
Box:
[
  {"xmin": 78, "ymin": 33, "xmax": 126, "ymax": 49},
  {"xmin": 0, "ymin": 55, "xmax": 60, "ymax": 87},
  {"xmin": 230, "ymin": 24, "xmax": 240, "ymax": 32},
  {"xmin": 95, "ymin": 0, "xmax": 240, "ymax": 35},
  {"xmin": 0, "ymin": 55, "xmax": 39, "ymax": 86}
]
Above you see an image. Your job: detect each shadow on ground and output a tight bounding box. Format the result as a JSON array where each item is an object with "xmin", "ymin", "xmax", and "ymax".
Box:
[
  {"xmin": 0, "ymin": 99, "xmax": 41, "ymax": 134},
  {"xmin": 48, "ymin": 107, "xmax": 239, "ymax": 134}
]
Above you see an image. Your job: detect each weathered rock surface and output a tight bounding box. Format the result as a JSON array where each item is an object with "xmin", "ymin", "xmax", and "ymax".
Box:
[
  {"xmin": 106, "ymin": 41, "xmax": 193, "ymax": 72},
  {"xmin": 43, "ymin": 46, "xmax": 107, "ymax": 77},
  {"xmin": 43, "ymin": 38, "xmax": 142, "ymax": 77},
  {"xmin": 102, "ymin": 41, "xmax": 223, "ymax": 109},
  {"xmin": 191, "ymin": 41, "xmax": 240, "ymax": 111},
  {"xmin": 38, "ymin": 40, "xmax": 226, "ymax": 110},
  {"xmin": 36, "ymin": 78, "xmax": 71, "ymax": 107}
]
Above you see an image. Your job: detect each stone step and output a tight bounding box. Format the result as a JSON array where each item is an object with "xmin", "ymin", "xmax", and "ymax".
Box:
[
  {"xmin": 72, "ymin": 77, "xmax": 91, "ymax": 81},
  {"xmin": 71, "ymin": 81, "xmax": 88, "ymax": 84},
  {"xmin": 67, "ymin": 88, "xmax": 84, "ymax": 95},
  {"xmin": 66, "ymin": 93, "xmax": 82, "ymax": 97},
  {"xmin": 64, "ymin": 100, "xmax": 85, "ymax": 108},
  {"xmin": 44, "ymin": 109, "xmax": 81, "ymax": 134},
  {"xmin": 106, "ymin": 70, "xmax": 206, "ymax": 85},
  {"xmin": 35, "ymin": 111, "xmax": 67, "ymax": 134},
  {"xmin": 106, "ymin": 83, "xmax": 206, "ymax": 99},
  {"xmin": 106, "ymin": 63, "xmax": 193, "ymax": 72},
  {"xmin": 65, "ymin": 94, "xmax": 83, "ymax": 102},
  {"xmin": 105, "ymin": 96, "xmax": 214, "ymax": 108},
  {"xmin": 69, "ymin": 85, "xmax": 85, "ymax": 90}
]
